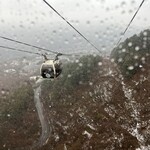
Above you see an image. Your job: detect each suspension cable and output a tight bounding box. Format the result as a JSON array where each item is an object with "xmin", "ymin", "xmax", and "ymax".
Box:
[
  {"xmin": 0, "ymin": 44, "xmax": 84, "ymax": 57},
  {"xmin": 0, "ymin": 35, "xmax": 58, "ymax": 54},
  {"xmin": 115, "ymin": 0, "xmax": 145, "ymax": 47},
  {"xmin": 0, "ymin": 35, "xmax": 75, "ymax": 56},
  {"xmin": 0, "ymin": 45, "xmax": 42, "ymax": 56},
  {"xmin": 43, "ymin": 0, "xmax": 101, "ymax": 54}
]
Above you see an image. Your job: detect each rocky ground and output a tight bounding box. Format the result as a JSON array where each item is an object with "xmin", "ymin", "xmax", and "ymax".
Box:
[{"xmin": 0, "ymin": 56, "xmax": 150, "ymax": 150}]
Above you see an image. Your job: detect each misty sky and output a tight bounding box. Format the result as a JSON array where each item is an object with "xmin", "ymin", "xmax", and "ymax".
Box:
[{"xmin": 0, "ymin": 0, "xmax": 149, "ymax": 57}]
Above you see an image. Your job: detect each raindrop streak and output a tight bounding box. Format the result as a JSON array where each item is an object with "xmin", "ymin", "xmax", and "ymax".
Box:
[{"xmin": 31, "ymin": 77, "xmax": 51, "ymax": 149}]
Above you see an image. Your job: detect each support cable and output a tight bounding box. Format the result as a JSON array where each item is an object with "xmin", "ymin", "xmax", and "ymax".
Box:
[
  {"xmin": 0, "ymin": 45, "xmax": 42, "ymax": 56},
  {"xmin": 43, "ymin": 0, "xmax": 101, "ymax": 54},
  {"xmin": 115, "ymin": 0, "xmax": 145, "ymax": 47}
]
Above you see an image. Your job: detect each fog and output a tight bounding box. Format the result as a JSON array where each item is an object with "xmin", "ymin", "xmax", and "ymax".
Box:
[{"xmin": 0, "ymin": 0, "xmax": 149, "ymax": 60}]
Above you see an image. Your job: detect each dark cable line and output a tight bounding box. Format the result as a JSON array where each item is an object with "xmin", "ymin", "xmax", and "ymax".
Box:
[
  {"xmin": 0, "ymin": 35, "xmax": 74, "ymax": 56},
  {"xmin": 0, "ymin": 35, "xmax": 58, "ymax": 54},
  {"xmin": 0, "ymin": 35, "xmax": 83, "ymax": 57},
  {"xmin": 0, "ymin": 45, "xmax": 83, "ymax": 57},
  {"xmin": 0, "ymin": 45, "xmax": 42, "ymax": 56},
  {"xmin": 43, "ymin": 0, "xmax": 101, "ymax": 54},
  {"xmin": 0, "ymin": 0, "xmax": 101, "ymax": 56},
  {"xmin": 0, "ymin": 1, "xmax": 144, "ymax": 57},
  {"xmin": 115, "ymin": 0, "xmax": 145, "ymax": 47}
]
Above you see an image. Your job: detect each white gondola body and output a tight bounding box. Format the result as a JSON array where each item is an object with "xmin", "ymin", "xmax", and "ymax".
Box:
[{"xmin": 40, "ymin": 59, "xmax": 62, "ymax": 78}]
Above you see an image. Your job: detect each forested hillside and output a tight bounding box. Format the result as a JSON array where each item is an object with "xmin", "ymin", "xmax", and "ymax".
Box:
[
  {"xmin": 0, "ymin": 30, "xmax": 150, "ymax": 150},
  {"xmin": 111, "ymin": 29, "xmax": 150, "ymax": 78}
]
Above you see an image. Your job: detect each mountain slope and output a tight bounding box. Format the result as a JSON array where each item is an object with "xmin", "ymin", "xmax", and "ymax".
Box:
[
  {"xmin": 111, "ymin": 29, "xmax": 150, "ymax": 78},
  {"xmin": 0, "ymin": 29, "xmax": 150, "ymax": 149}
]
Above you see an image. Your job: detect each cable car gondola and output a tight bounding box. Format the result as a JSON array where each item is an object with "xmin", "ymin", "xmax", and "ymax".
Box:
[{"xmin": 40, "ymin": 53, "xmax": 62, "ymax": 79}]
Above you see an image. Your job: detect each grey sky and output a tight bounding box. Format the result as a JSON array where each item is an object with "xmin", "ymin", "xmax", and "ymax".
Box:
[{"xmin": 0, "ymin": 0, "xmax": 149, "ymax": 57}]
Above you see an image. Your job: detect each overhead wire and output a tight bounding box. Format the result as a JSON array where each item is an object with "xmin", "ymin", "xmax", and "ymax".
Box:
[
  {"xmin": 0, "ymin": 45, "xmax": 42, "ymax": 56},
  {"xmin": 0, "ymin": 43, "xmax": 84, "ymax": 57},
  {"xmin": 0, "ymin": 35, "xmax": 58, "ymax": 54},
  {"xmin": 0, "ymin": 35, "xmax": 75, "ymax": 56},
  {"xmin": 0, "ymin": 35, "xmax": 87, "ymax": 57},
  {"xmin": 1, "ymin": 0, "xmax": 144, "ymax": 57},
  {"xmin": 115, "ymin": 0, "xmax": 145, "ymax": 47},
  {"xmin": 43, "ymin": 0, "xmax": 101, "ymax": 54},
  {"xmin": 0, "ymin": 1, "xmax": 102, "ymax": 56}
]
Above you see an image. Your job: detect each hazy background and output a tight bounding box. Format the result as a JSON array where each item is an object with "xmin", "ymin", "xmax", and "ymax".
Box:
[{"xmin": 0, "ymin": 0, "xmax": 149, "ymax": 60}]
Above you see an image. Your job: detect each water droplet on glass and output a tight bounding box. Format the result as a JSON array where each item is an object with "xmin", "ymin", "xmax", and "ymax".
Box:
[
  {"xmin": 1, "ymin": 89, "xmax": 5, "ymax": 95},
  {"xmin": 73, "ymin": 34, "xmax": 77, "ymax": 40},
  {"xmin": 79, "ymin": 63, "xmax": 83, "ymax": 67},
  {"xmin": 7, "ymin": 114, "xmax": 11, "ymax": 117},
  {"xmin": 128, "ymin": 66, "xmax": 134, "ymax": 70},
  {"xmin": 122, "ymin": 49, "xmax": 126, "ymax": 52},
  {"xmin": 1, "ymin": 19, "xmax": 5, "ymax": 23},
  {"xmin": 131, "ymin": 0, "xmax": 135, "ymax": 4},
  {"xmin": 118, "ymin": 58, "xmax": 123, "ymax": 62},
  {"xmin": 121, "ymin": 1, "xmax": 126, "ymax": 7},
  {"xmin": 75, "ymin": 59, "xmax": 79, "ymax": 63},
  {"xmin": 134, "ymin": 55, "xmax": 139, "ymax": 59},
  {"xmin": 143, "ymin": 31, "xmax": 147, "ymax": 36},
  {"xmin": 98, "ymin": 62, "xmax": 102, "ymax": 66},
  {"xmin": 86, "ymin": 20, "xmax": 91, "ymax": 25},
  {"xmin": 121, "ymin": 10, "xmax": 125, "ymax": 14},
  {"xmin": 68, "ymin": 74, "xmax": 72, "ymax": 78},
  {"xmin": 64, "ymin": 40, "xmax": 69, "ymax": 44},
  {"xmin": 128, "ymin": 9, "xmax": 133, "ymax": 14},
  {"xmin": 111, "ymin": 58, "xmax": 115, "ymax": 62},
  {"xmin": 89, "ymin": 82, "xmax": 93, "ymax": 86},
  {"xmin": 128, "ymin": 42, "xmax": 132, "ymax": 47},
  {"xmin": 135, "ymin": 46, "xmax": 140, "ymax": 51},
  {"xmin": 119, "ymin": 45, "xmax": 123, "ymax": 49}
]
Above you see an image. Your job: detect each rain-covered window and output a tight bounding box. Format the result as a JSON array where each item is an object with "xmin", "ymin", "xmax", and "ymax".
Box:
[{"xmin": 0, "ymin": 0, "xmax": 150, "ymax": 149}]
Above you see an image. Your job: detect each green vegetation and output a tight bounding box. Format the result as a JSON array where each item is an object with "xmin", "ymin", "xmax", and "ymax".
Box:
[
  {"xmin": 0, "ymin": 55, "xmax": 102, "ymax": 123},
  {"xmin": 111, "ymin": 29, "xmax": 150, "ymax": 78},
  {"xmin": 42, "ymin": 54, "xmax": 102, "ymax": 101},
  {"xmin": 0, "ymin": 54, "xmax": 102, "ymax": 148},
  {"xmin": 0, "ymin": 83, "xmax": 34, "ymax": 124}
]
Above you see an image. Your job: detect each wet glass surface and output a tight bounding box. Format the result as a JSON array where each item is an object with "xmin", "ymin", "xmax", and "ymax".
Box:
[{"xmin": 0, "ymin": 0, "xmax": 150, "ymax": 149}]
